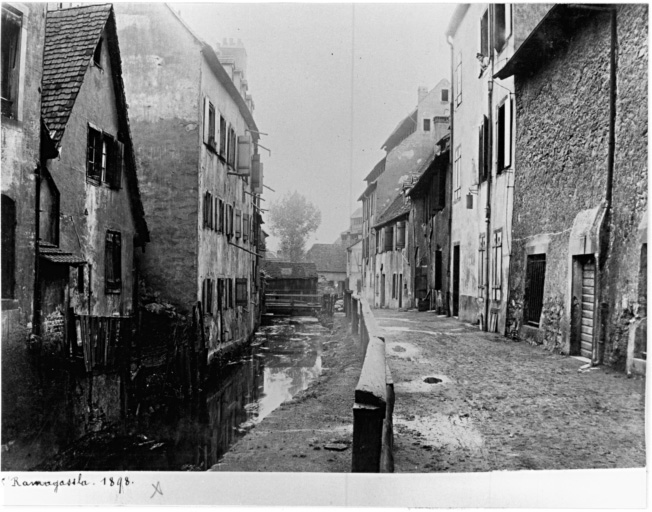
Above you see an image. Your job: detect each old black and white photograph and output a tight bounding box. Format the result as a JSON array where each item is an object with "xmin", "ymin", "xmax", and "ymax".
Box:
[{"xmin": 0, "ymin": 1, "xmax": 647, "ymax": 507}]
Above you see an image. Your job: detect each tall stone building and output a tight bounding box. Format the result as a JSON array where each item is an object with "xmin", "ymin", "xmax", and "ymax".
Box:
[
  {"xmin": 497, "ymin": 4, "xmax": 647, "ymax": 372},
  {"xmin": 115, "ymin": 4, "xmax": 265, "ymax": 366}
]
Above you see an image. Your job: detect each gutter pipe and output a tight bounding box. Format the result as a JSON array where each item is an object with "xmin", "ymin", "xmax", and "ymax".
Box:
[{"xmin": 446, "ymin": 34, "xmax": 454, "ymax": 317}]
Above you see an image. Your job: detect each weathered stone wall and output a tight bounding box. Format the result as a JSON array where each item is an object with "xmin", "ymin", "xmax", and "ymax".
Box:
[
  {"xmin": 1, "ymin": 3, "xmax": 47, "ymax": 327},
  {"xmin": 508, "ymin": 5, "xmax": 648, "ymax": 367},
  {"xmin": 116, "ymin": 3, "xmax": 201, "ymax": 311}
]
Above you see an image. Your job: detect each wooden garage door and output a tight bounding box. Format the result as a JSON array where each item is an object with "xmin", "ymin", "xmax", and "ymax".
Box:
[{"xmin": 580, "ymin": 259, "xmax": 596, "ymax": 358}]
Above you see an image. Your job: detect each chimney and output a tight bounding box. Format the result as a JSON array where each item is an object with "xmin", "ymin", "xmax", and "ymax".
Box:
[
  {"xmin": 432, "ymin": 115, "xmax": 450, "ymax": 149},
  {"xmin": 418, "ymin": 86, "xmax": 429, "ymax": 105}
]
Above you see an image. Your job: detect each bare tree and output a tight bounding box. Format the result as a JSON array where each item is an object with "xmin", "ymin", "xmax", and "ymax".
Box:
[{"xmin": 268, "ymin": 191, "xmax": 321, "ymax": 262}]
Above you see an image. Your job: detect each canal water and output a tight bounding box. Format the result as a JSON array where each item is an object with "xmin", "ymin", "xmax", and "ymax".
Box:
[{"xmin": 62, "ymin": 316, "xmax": 327, "ymax": 470}]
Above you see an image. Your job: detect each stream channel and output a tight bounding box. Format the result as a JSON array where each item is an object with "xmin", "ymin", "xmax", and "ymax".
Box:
[{"xmin": 61, "ymin": 316, "xmax": 327, "ymax": 470}]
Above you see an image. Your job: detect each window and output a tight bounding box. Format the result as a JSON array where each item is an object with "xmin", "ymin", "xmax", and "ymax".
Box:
[
  {"xmin": 453, "ymin": 145, "xmax": 461, "ymax": 202},
  {"xmin": 375, "ymin": 230, "xmax": 380, "ymax": 254},
  {"xmin": 441, "ymin": 89, "xmax": 449, "ymax": 102},
  {"xmin": 392, "ymin": 274, "xmax": 397, "ymax": 299},
  {"xmin": 77, "ymin": 266, "xmax": 85, "ymax": 294},
  {"xmin": 496, "ymin": 98, "xmax": 513, "ymax": 172},
  {"xmin": 384, "ymin": 225, "xmax": 394, "ymax": 252},
  {"xmin": 39, "ymin": 169, "xmax": 60, "ymax": 246},
  {"xmin": 478, "ymin": 115, "xmax": 489, "ymax": 182},
  {"xmin": 396, "ymin": 221, "xmax": 406, "ymax": 249},
  {"xmin": 202, "ymin": 278, "xmax": 214, "ymax": 315},
  {"xmin": 228, "ymin": 278, "xmax": 234, "ymax": 309},
  {"xmin": 227, "ymin": 126, "xmax": 237, "ymax": 167},
  {"xmin": 219, "ymin": 116, "xmax": 227, "ymax": 157},
  {"xmin": 525, "ymin": 254, "xmax": 546, "ymax": 327},
  {"xmin": 491, "ymin": 229, "xmax": 502, "ymax": 301},
  {"xmin": 455, "ymin": 52, "xmax": 462, "ymax": 108},
  {"xmin": 423, "ymin": 119, "xmax": 431, "ymax": 132},
  {"xmin": 434, "ymin": 249, "xmax": 443, "ymax": 290},
  {"xmin": 494, "ymin": 4, "xmax": 512, "ymax": 53},
  {"xmin": 93, "ymin": 38, "xmax": 102, "ymax": 67},
  {"xmin": 86, "ymin": 125, "xmax": 123, "ymax": 188},
  {"xmin": 243, "ymin": 213, "xmax": 250, "ymax": 242},
  {"xmin": 236, "ymin": 278, "xmax": 248, "ymax": 306},
  {"xmin": 480, "ymin": 10, "xmax": 489, "ymax": 58},
  {"xmin": 203, "ymin": 99, "xmax": 218, "ymax": 151},
  {"xmin": 218, "ymin": 199, "xmax": 224, "ymax": 233},
  {"xmin": 105, "ymin": 231, "xmax": 122, "ymax": 293},
  {"xmin": 203, "ymin": 191, "xmax": 213, "ymax": 229},
  {"xmin": 478, "ymin": 233, "xmax": 486, "ymax": 298},
  {"xmin": 235, "ymin": 208, "xmax": 242, "ymax": 238},
  {"xmin": 1, "ymin": 6, "xmax": 22, "ymax": 119},
  {"xmin": 1, "ymin": 194, "xmax": 16, "ymax": 299}
]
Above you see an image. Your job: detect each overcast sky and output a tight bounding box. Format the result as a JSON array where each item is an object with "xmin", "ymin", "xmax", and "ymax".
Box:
[{"xmin": 172, "ymin": 3, "xmax": 455, "ymax": 251}]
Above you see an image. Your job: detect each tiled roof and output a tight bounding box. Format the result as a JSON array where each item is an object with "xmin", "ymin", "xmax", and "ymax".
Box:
[
  {"xmin": 364, "ymin": 157, "xmax": 386, "ymax": 183},
  {"xmin": 305, "ymin": 244, "xmax": 347, "ymax": 273},
  {"xmin": 382, "ymin": 109, "xmax": 417, "ymax": 152},
  {"xmin": 263, "ymin": 261, "xmax": 318, "ymax": 279},
  {"xmin": 42, "ymin": 4, "xmax": 113, "ymax": 144},
  {"xmin": 39, "ymin": 242, "xmax": 86, "ymax": 265},
  {"xmin": 41, "ymin": 5, "xmax": 149, "ymax": 244},
  {"xmin": 374, "ymin": 192, "xmax": 410, "ymax": 228}
]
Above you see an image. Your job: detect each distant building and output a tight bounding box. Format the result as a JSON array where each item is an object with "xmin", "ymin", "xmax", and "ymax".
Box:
[
  {"xmin": 346, "ymin": 239, "xmax": 363, "ymax": 294},
  {"xmin": 406, "ymin": 133, "xmax": 451, "ymax": 313},
  {"xmin": 359, "ymin": 81, "xmax": 450, "ymax": 308},
  {"xmin": 305, "ymin": 243, "xmax": 347, "ymax": 295},
  {"xmin": 496, "ymin": 4, "xmax": 647, "ymax": 371},
  {"xmin": 116, "ymin": 4, "xmax": 265, "ymax": 365}
]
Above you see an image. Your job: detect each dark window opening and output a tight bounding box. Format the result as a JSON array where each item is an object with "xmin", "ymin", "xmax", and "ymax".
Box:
[
  {"xmin": 105, "ymin": 230, "xmax": 122, "ymax": 294},
  {"xmin": 525, "ymin": 254, "xmax": 546, "ymax": 326},
  {"xmin": 441, "ymin": 89, "xmax": 449, "ymax": 102},
  {"xmin": 87, "ymin": 125, "xmax": 122, "ymax": 188},
  {"xmin": 494, "ymin": 4, "xmax": 511, "ymax": 53},
  {"xmin": 396, "ymin": 221, "xmax": 406, "ymax": 249},
  {"xmin": 478, "ymin": 115, "xmax": 489, "ymax": 182},
  {"xmin": 2, "ymin": 194, "xmax": 16, "ymax": 299},
  {"xmin": 202, "ymin": 278, "xmax": 214, "ymax": 315},
  {"xmin": 236, "ymin": 278, "xmax": 247, "ymax": 306},
  {"xmin": 93, "ymin": 38, "xmax": 102, "ymax": 67},
  {"xmin": 480, "ymin": 9, "xmax": 489, "ymax": 57},
  {"xmin": 1, "ymin": 6, "xmax": 22, "ymax": 119},
  {"xmin": 423, "ymin": 119, "xmax": 431, "ymax": 132},
  {"xmin": 384, "ymin": 225, "xmax": 394, "ymax": 252},
  {"xmin": 77, "ymin": 266, "xmax": 85, "ymax": 293},
  {"xmin": 496, "ymin": 98, "xmax": 512, "ymax": 172},
  {"xmin": 219, "ymin": 116, "xmax": 227, "ymax": 157}
]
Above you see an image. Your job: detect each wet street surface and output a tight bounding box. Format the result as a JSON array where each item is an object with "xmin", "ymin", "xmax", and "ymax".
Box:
[
  {"xmin": 376, "ymin": 310, "xmax": 646, "ymax": 473},
  {"xmin": 39, "ymin": 316, "xmax": 330, "ymax": 471}
]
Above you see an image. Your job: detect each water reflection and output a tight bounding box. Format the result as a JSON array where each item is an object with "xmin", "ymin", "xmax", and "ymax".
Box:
[{"xmin": 137, "ymin": 316, "xmax": 327, "ymax": 470}]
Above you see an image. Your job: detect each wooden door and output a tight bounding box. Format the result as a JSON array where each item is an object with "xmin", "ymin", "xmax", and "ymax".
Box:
[{"xmin": 579, "ymin": 258, "xmax": 596, "ymax": 359}]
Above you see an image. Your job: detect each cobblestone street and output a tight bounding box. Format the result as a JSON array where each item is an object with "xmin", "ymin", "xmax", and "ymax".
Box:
[{"xmin": 378, "ymin": 310, "xmax": 646, "ymax": 473}]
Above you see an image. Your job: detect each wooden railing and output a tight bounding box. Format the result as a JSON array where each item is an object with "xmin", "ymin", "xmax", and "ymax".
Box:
[{"xmin": 346, "ymin": 293, "xmax": 394, "ymax": 472}]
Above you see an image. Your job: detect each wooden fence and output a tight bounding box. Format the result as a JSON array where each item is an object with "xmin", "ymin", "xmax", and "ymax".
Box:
[{"xmin": 345, "ymin": 291, "xmax": 394, "ymax": 473}]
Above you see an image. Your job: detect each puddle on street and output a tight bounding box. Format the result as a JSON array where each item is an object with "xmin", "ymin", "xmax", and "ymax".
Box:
[{"xmin": 65, "ymin": 317, "xmax": 326, "ymax": 471}]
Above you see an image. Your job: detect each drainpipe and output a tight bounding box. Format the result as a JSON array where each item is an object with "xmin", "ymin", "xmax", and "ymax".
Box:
[
  {"xmin": 32, "ymin": 164, "xmax": 41, "ymax": 336},
  {"xmin": 598, "ymin": 8, "xmax": 617, "ymax": 364},
  {"xmin": 484, "ymin": 5, "xmax": 495, "ymax": 332},
  {"xmin": 446, "ymin": 35, "xmax": 454, "ymax": 317}
]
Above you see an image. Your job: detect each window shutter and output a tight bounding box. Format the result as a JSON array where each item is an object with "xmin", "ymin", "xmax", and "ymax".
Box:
[
  {"xmin": 504, "ymin": 98, "xmax": 512, "ymax": 168},
  {"xmin": 478, "ymin": 121, "xmax": 485, "ymax": 183},
  {"xmin": 384, "ymin": 226, "xmax": 393, "ymax": 252},
  {"xmin": 203, "ymin": 97, "xmax": 210, "ymax": 145},
  {"xmin": 112, "ymin": 139, "xmax": 123, "ymax": 189},
  {"xmin": 235, "ymin": 209, "xmax": 241, "ymax": 238},
  {"xmin": 105, "ymin": 231, "xmax": 113, "ymax": 287},
  {"xmin": 114, "ymin": 232, "xmax": 121, "ymax": 286},
  {"xmin": 220, "ymin": 116, "xmax": 226, "ymax": 157},
  {"xmin": 396, "ymin": 221, "xmax": 406, "ymax": 249},
  {"xmin": 243, "ymin": 213, "xmax": 249, "ymax": 242}
]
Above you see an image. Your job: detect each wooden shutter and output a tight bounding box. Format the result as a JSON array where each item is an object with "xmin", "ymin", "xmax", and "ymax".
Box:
[
  {"xmin": 384, "ymin": 226, "xmax": 394, "ymax": 252},
  {"xmin": 203, "ymin": 96, "xmax": 210, "ymax": 145},
  {"xmin": 504, "ymin": 98, "xmax": 512, "ymax": 168},
  {"xmin": 105, "ymin": 231, "xmax": 113, "ymax": 288},
  {"xmin": 396, "ymin": 221, "xmax": 406, "ymax": 249},
  {"xmin": 220, "ymin": 116, "xmax": 226, "ymax": 157},
  {"xmin": 113, "ymin": 232, "xmax": 121, "ymax": 287},
  {"xmin": 111, "ymin": 139, "xmax": 123, "ymax": 189},
  {"xmin": 243, "ymin": 213, "xmax": 249, "ymax": 242},
  {"xmin": 478, "ymin": 120, "xmax": 485, "ymax": 183},
  {"xmin": 235, "ymin": 209, "xmax": 242, "ymax": 238}
]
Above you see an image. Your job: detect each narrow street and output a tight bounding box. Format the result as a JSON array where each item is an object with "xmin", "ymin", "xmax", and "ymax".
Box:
[{"xmin": 379, "ymin": 310, "xmax": 646, "ymax": 472}]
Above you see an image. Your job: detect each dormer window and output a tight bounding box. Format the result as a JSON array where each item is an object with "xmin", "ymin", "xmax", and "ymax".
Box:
[{"xmin": 93, "ymin": 38, "xmax": 102, "ymax": 67}]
